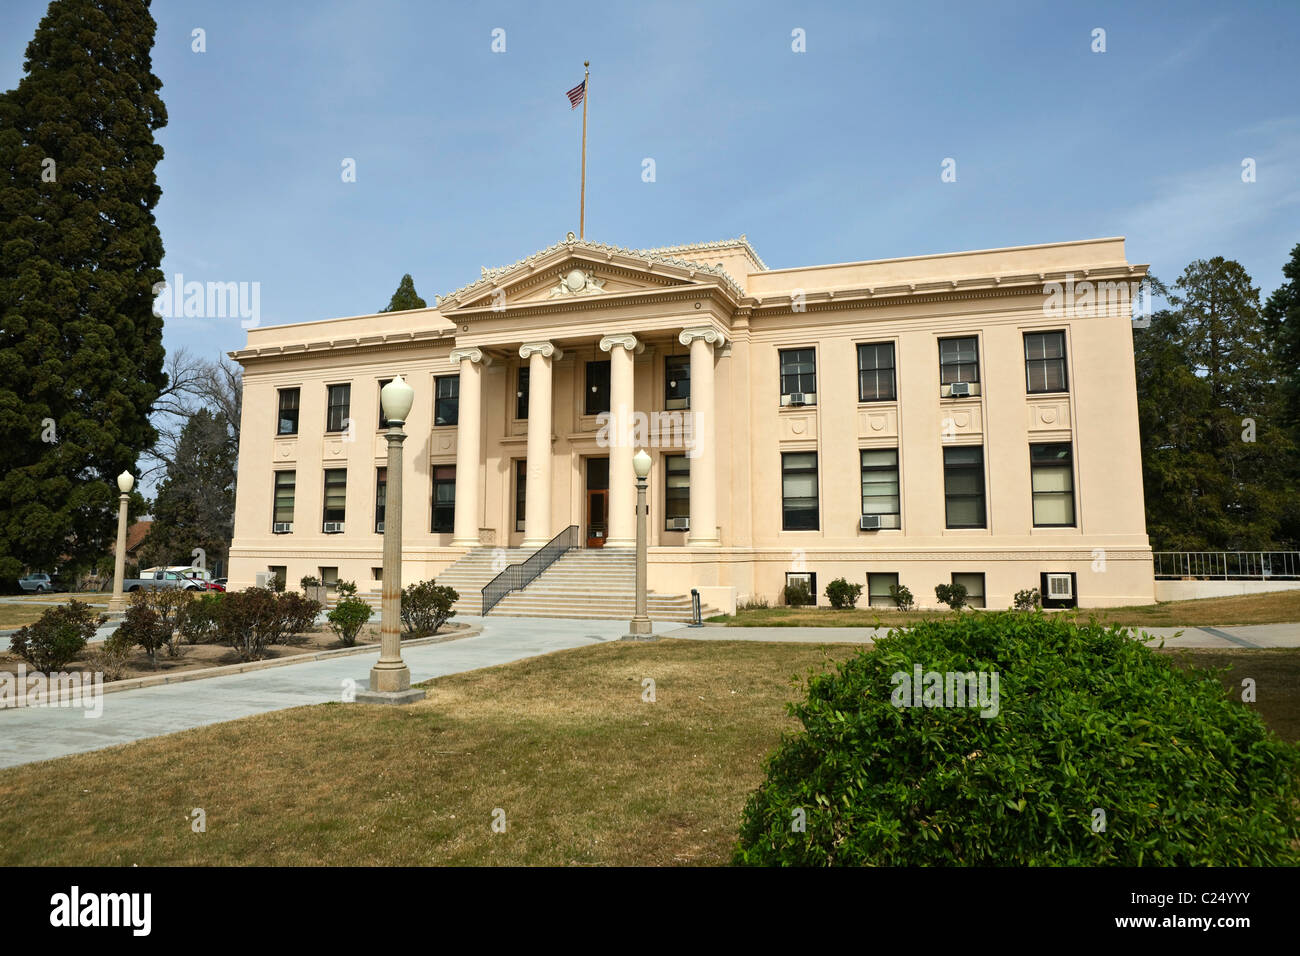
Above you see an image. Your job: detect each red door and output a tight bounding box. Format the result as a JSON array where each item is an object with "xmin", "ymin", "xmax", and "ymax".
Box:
[{"xmin": 586, "ymin": 489, "xmax": 608, "ymax": 547}]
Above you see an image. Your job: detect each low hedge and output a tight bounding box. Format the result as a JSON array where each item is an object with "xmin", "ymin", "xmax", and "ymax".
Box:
[{"xmin": 734, "ymin": 611, "xmax": 1300, "ymax": 865}]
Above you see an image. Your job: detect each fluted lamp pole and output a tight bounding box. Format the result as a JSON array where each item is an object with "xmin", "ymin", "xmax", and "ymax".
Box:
[
  {"xmin": 622, "ymin": 449, "xmax": 656, "ymax": 641},
  {"xmin": 357, "ymin": 375, "xmax": 425, "ymax": 705},
  {"xmin": 107, "ymin": 471, "xmax": 133, "ymax": 615}
]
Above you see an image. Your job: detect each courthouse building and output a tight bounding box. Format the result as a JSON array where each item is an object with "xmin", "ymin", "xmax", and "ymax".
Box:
[{"xmin": 227, "ymin": 233, "xmax": 1156, "ymax": 617}]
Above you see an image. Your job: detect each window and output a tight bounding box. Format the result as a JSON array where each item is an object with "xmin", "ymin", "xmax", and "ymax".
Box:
[
  {"xmin": 277, "ymin": 388, "xmax": 300, "ymax": 435},
  {"xmin": 943, "ymin": 446, "xmax": 986, "ymax": 528},
  {"xmin": 435, "ymin": 375, "xmax": 459, "ymax": 426},
  {"xmin": 268, "ymin": 566, "xmax": 286, "ymax": 590},
  {"xmin": 1024, "ymin": 331, "xmax": 1068, "ymax": 393},
  {"xmin": 857, "ymin": 343, "xmax": 896, "ymax": 402},
  {"xmin": 319, "ymin": 567, "xmax": 339, "ymax": 590},
  {"xmin": 779, "ymin": 348, "xmax": 817, "ymax": 401},
  {"xmin": 432, "ymin": 465, "xmax": 456, "ymax": 533},
  {"xmin": 516, "ymin": 366, "xmax": 529, "ymax": 419},
  {"xmin": 372, "ymin": 567, "xmax": 382, "ymax": 582},
  {"xmin": 585, "ymin": 360, "xmax": 611, "ymax": 415},
  {"xmin": 860, "ymin": 449, "xmax": 900, "ymax": 528},
  {"xmin": 514, "ymin": 460, "xmax": 527, "ymax": 532},
  {"xmin": 1031, "ymin": 443, "xmax": 1075, "ymax": 526},
  {"xmin": 378, "ymin": 379, "xmax": 392, "ymax": 428},
  {"xmin": 781, "ymin": 452, "xmax": 819, "ymax": 530},
  {"xmin": 785, "ymin": 571, "xmax": 817, "ymax": 606},
  {"xmin": 326, "ymin": 384, "xmax": 350, "ymax": 433},
  {"xmin": 939, "ymin": 337, "xmax": 980, "ymax": 384},
  {"xmin": 665, "ymin": 356, "xmax": 690, "ymax": 410},
  {"xmin": 273, "ymin": 471, "xmax": 295, "ymax": 529},
  {"xmin": 323, "ymin": 468, "xmax": 347, "ymax": 528},
  {"xmin": 665, "ymin": 455, "xmax": 690, "ymax": 528},
  {"xmin": 867, "ymin": 572, "xmax": 899, "ymax": 608},
  {"xmin": 952, "ymin": 572, "xmax": 986, "ymax": 609},
  {"xmin": 374, "ymin": 467, "xmax": 386, "ymax": 533}
]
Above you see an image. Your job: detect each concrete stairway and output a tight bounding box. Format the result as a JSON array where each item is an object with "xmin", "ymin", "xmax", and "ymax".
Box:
[{"xmin": 434, "ymin": 547, "xmax": 534, "ymax": 617}]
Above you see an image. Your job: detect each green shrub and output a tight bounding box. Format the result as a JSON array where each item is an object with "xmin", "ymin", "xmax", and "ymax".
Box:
[
  {"xmin": 1013, "ymin": 587, "xmax": 1041, "ymax": 611},
  {"xmin": 269, "ymin": 571, "xmax": 286, "ymax": 594},
  {"xmin": 327, "ymin": 597, "xmax": 372, "ymax": 647},
  {"xmin": 213, "ymin": 588, "xmax": 283, "ymax": 661},
  {"xmin": 179, "ymin": 592, "xmax": 223, "ymax": 644},
  {"xmin": 734, "ymin": 612, "xmax": 1300, "ymax": 866},
  {"xmin": 783, "ymin": 580, "xmax": 813, "ymax": 607},
  {"xmin": 132, "ymin": 589, "xmax": 192, "ymax": 657},
  {"xmin": 300, "ymin": 575, "xmax": 320, "ymax": 590},
  {"xmin": 335, "ymin": 579, "xmax": 358, "ymax": 597},
  {"xmin": 889, "ymin": 583, "xmax": 915, "ymax": 611},
  {"xmin": 401, "ymin": 580, "xmax": 458, "ymax": 637},
  {"xmin": 278, "ymin": 592, "xmax": 322, "ymax": 642},
  {"xmin": 934, "ymin": 582, "xmax": 968, "ymax": 610},
  {"xmin": 87, "ymin": 630, "xmax": 135, "ymax": 681},
  {"xmin": 825, "ymin": 578, "xmax": 863, "ymax": 610},
  {"xmin": 9, "ymin": 600, "xmax": 103, "ymax": 671},
  {"xmin": 115, "ymin": 594, "xmax": 174, "ymax": 665}
]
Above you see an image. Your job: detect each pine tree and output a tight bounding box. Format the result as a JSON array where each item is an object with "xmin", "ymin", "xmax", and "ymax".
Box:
[
  {"xmin": 380, "ymin": 273, "xmax": 427, "ymax": 312},
  {"xmin": 141, "ymin": 409, "xmax": 236, "ymax": 576},
  {"xmin": 1262, "ymin": 243, "xmax": 1300, "ymax": 429},
  {"xmin": 0, "ymin": 0, "xmax": 168, "ymax": 582}
]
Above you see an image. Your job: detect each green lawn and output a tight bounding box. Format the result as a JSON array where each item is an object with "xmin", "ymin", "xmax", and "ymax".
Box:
[
  {"xmin": 708, "ymin": 588, "xmax": 1300, "ymax": 627},
  {"xmin": 0, "ymin": 639, "xmax": 1294, "ymax": 866}
]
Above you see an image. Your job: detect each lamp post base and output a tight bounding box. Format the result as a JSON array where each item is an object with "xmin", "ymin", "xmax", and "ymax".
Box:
[
  {"xmin": 620, "ymin": 617, "xmax": 656, "ymax": 642},
  {"xmin": 354, "ymin": 687, "xmax": 427, "ymax": 706}
]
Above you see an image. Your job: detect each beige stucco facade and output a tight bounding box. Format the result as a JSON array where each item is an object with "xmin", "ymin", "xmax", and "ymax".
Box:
[{"xmin": 228, "ymin": 234, "xmax": 1155, "ymax": 611}]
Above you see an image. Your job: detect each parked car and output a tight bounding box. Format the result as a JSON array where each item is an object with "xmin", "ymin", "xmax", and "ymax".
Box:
[
  {"xmin": 122, "ymin": 567, "xmax": 210, "ymax": 593},
  {"xmin": 18, "ymin": 572, "xmax": 55, "ymax": 593}
]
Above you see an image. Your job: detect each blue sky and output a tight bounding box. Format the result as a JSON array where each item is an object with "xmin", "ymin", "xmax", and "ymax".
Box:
[{"xmin": 2, "ymin": 0, "xmax": 1298, "ymax": 367}]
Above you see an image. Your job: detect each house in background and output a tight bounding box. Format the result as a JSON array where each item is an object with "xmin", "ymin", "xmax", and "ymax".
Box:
[{"xmin": 227, "ymin": 234, "xmax": 1155, "ymax": 617}]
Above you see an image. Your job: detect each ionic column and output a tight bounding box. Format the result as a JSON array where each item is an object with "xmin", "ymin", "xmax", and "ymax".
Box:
[
  {"xmin": 449, "ymin": 347, "xmax": 490, "ymax": 548},
  {"xmin": 600, "ymin": 333, "xmax": 643, "ymax": 548},
  {"xmin": 679, "ymin": 326, "xmax": 724, "ymax": 547},
  {"xmin": 520, "ymin": 341, "xmax": 563, "ymax": 547}
]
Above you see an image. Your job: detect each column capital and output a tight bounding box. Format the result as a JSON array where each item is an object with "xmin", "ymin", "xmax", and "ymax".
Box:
[
  {"xmin": 449, "ymin": 346, "xmax": 492, "ymax": 366},
  {"xmin": 599, "ymin": 333, "xmax": 645, "ymax": 355},
  {"xmin": 520, "ymin": 340, "xmax": 564, "ymax": 361},
  {"xmin": 679, "ymin": 326, "xmax": 726, "ymax": 348}
]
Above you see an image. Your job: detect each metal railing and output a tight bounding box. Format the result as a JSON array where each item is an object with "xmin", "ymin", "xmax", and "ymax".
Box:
[
  {"xmin": 1152, "ymin": 551, "xmax": 1300, "ymax": 580},
  {"xmin": 481, "ymin": 525, "xmax": 579, "ymax": 616}
]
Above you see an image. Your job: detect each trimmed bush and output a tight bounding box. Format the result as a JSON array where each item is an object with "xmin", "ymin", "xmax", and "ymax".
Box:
[
  {"xmin": 87, "ymin": 631, "xmax": 135, "ymax": 682},
  {"xmin": 327, "ymin": 596, "xmax": 372, "ymax": 647},
  {"xmin": 825, "ymin": 578, "xmax": 863, "ymax": 610},
  {"xmin": 335, "ymin": 579, "xmax": 358, "ymax": 597},
  {"xmin": 9, "ymin": 600, "xmax": 103, "ymax": 671},
  {"xmin": 934, "ymin": 581, "xmax": 968, "ymax": 610},
  {"xmin": 734, "ymin": 612, "xmax": 1300, "ymax": 865},
  {"xmin": 278, "ymin": 592, "xmax": 322, "ymax": 643},
  {"xmin": 400, "ymin": 580, "xmax": 458, "ymax": 637},
  {"xmin": 179, "ymin": 592, "xmax": 223, "ymax": 644},
  {"xmin": 116, "ymin": 598, "xmax": 171, "ymax": 665},
  {"xmin": 889, "ymin": 583, "xmax": 915, "ymax": 611},
  {"xmin": 783, "ymin": 580, "xmax": 813, "ymax": 607},
  {"xmin": 1013, "ymin": 587, "xmax": 1041, "ymax": 611}
]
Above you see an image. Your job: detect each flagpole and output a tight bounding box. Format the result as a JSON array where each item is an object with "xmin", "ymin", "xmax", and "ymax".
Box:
[{"xmin": 579, "ymin": 60, "xmax": 589, "ymax": 239}]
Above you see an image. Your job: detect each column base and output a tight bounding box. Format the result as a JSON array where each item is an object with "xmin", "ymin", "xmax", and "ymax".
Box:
[
  {"xmin": 369, "ymin": 664, "xmax": 411, "ymax": 693},
  {"xmin": 355, "ymin": 687, "xmax": 426, "ymax": 706},
  {"xmin": 620, "ymin": 618, "xmax": 657, "ymax": 641},
  {"xmin": 450, "ymin": 537, "xmax": 481, "ymax": 550}
]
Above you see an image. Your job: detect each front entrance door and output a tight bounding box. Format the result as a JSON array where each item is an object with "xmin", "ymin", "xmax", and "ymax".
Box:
[{"xmin": 586, "ymin": 457, "xmax": 609, "ymax": 547}]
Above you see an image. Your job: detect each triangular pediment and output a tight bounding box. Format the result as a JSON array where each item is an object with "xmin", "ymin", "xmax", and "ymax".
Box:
[{"xmin": 436, "ymin": 236, "xmax": 748, "ymax": 313}]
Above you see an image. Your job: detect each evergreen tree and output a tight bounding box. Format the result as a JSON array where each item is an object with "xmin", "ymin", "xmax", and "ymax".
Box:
[
  {"xmin": 0, "ymin": 0, "xmax": 168, "ymax": 582},
  {"xmin": 141, "ymin": 409, "xmax": 235, "ymax": 576},
  {"xmin": 1262, "ymin": 243, "xmax": 1300, "ymax": 429},
  {"xmin": 380, "ymin": 273, "xmax": 427, "ymax": 312}
]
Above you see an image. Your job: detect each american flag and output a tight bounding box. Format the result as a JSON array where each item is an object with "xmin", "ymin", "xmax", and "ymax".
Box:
[{"xmin": 566, "ymin": 78, "xmax": 586, "ymax": 109}]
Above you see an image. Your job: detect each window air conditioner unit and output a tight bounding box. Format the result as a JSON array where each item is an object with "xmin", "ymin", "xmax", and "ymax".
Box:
[
  {"xmin": 859, "ymin": 514, "xmax": 882, "ymax": 531},
  {"xmin": 273, "ymin": 522, "xmax": 293, "ymax": 534},
  {"xmin": 1046, "ymin": 573, "xmax": 1074, "ymax": 600},
  {"xmin": 787, "ymin": 392, "xmax": 807, "ymax": 407},
  {"xmin": 323, "ymin": 521, "xmax": 344, "ymax": 534},
  {"xmin": 949, "ymin": 381, "xmax": 971, "ymax": 397},
  {"xmin": 667, "ymin": 517, "xmax": 690, "ymax": 531},
  {"xmin": 375, "ymin": 521, "xmax": 384, "ymax": 533},
  {"xmin": 254, "ymin": 571, "xmax": 271, "ymax": 589}
]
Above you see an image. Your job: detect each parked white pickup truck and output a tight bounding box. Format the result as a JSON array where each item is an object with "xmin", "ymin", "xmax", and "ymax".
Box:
[{"xmin": 121, "ymin": 567, "xmax": 218, "ymax": 593}]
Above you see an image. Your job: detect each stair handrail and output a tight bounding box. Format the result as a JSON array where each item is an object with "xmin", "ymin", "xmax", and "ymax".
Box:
[{"xmin": 481, "ymin": 525, "xmax": 580, "ymax": 616}]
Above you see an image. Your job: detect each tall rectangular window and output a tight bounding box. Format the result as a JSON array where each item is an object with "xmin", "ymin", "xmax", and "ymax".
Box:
[
  {"xmin": 860, "ymin": 448, "xmax": 900, "ymax": 528},
  {"xmin": 277, "ymin": 388, "xmax": 300, "ymax": 435},
  {"xmin": 273, "ymin": 471, "xmax": 295, "ymax": 529},
  {"xmin": 857, "ymin": 343, "xmax": 896, "ymax": 402},
  {"xmin": 665, "ymin": 455, "xmax": 690, "ymax": 528},
  {"xmin": 1024, "ymin": 331, "xmax": 1068, "ymax": 393},
  {"xmin": 434, "ymin": 375, "xmax": 459, "ymax": 426},
  {"xmin": 377, "ymin": 379, "xmax": 392, "ymax": 428},
  {"xmin": 1031, "ymin": 443, "xmax": 1075, "ymax": 526},
  {"xmin": 779, "ymin": 348, "xmax": 817, "ymax": 401},
  {"xmin": 585, "ymin": 360, "xmax": 611, "ymax": 415},
  {"xmin": 374, "ymin": 467, "xmax": 386, "ymax": 532},
  {"xmin": 943, "ymin": 446, "xmax": 986, "ymax": 528},
  {"xmin": 665, "ymin": 356, "xmax": 690, "ymax": 410},
  {"xmin": 781, "ymin": 452, "xmax": 819, "ymax": 530},
  {"xmin": 514, "ymin": 460, "xmax": 527, "ymax": 532},
  {"xmin": 326, "ymin": 384, "xmax": 350, "ymax": 432},
  {"xmin": 939, "ymin": 337, "xmax": 980, "ymax": 384},
  {"xmin": 431, "ymin": 465, "xmax": 456, "ymax": 533},
  {"xmin": 952, "ymin": 572, "xmax": 986, "ymax": 608},
  {"xmin": 867, "ymin": 572, "xmax": 899, "ymax": 608},
  {"xmin": 323, "ymin": 468, "xmax": 347, "ymax": 528},
  {"xmin": 516, "ymin": 366, "xmax": 529, "ymax": 419}
]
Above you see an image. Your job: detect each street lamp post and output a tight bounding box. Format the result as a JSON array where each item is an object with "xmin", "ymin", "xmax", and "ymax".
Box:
[
  {"xmin": 622, "ymin": 449, "xmax": 656, "ymax": 641},
  {"xmin": 356, "ymin": 375, "xmax": 425, "ymax": 705},
  {"xmin": 107, "ymin": 471, "xmax": 133, "ymax": 615}
]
